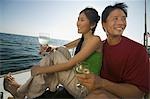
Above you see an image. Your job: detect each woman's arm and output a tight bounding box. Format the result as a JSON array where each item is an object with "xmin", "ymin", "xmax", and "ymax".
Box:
[
  {"xmin": 31, "ymin": 36, "xmax": 101, "ymax": 75},
  {"xmin": 63, "ymin": 38, "xmax": 80, "ymax": 49},
  {"xmin": 39, "ymin": 38, "xmax": 80, "ymax": 54}
]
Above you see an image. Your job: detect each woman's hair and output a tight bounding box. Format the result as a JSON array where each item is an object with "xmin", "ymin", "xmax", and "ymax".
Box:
[
  {"xmin": 74, "ymin": 7, "xmax": 100, "ymax": 55},
  {"xmin": 101, "ymin": 3, "xmax": 128, "ymax": 31}
]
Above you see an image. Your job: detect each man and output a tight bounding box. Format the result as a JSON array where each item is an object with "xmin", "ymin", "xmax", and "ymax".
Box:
[{"xmin": 77, "ymin": 3, "xmax": 149, "ymax": 98}]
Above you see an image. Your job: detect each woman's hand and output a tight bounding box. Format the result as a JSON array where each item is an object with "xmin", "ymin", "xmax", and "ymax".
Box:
[
  {"xmin": 39, "ymin": 44, "xmax": 48, "ymax": 54},
  {"xmin": 39, "ymin": 44, "xmax": 54, "ymax": 54},
  {"xmin": 76, "ymin": 73, "xmax": 104, "ymax": 92}
]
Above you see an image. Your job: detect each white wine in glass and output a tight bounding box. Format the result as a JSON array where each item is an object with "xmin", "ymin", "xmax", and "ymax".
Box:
[
  {"xmin": 75, "ymin": 62, "xmax": 90, "ymax": 97},
  {"xmin": 75, "ymin": 62, "xmax": 90, "ymax": 88},
  {"xmin": 38, "ymin": 32, "xmax": 50, "ymax": 46},
  {"xmin": 75, "ymin": 62, "xmax": 90, "ymax": 74},
  {"xmin": 38, "ymin": 32, "xmax": 51, "ymax": 55}
]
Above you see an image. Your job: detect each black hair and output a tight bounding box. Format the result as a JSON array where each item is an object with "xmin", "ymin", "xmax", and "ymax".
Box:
[
  {"xmin": 74, "ymin": 7, "xmax": 100, "ymax": 55},
  {"xmin": 101, "ymin": 3, "xmax": 128, "ymax": 31}
]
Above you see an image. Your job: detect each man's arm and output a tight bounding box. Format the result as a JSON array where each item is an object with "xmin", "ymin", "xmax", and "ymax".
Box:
[
  {"xmin": 100, "ymin": 77, "xmax": 144, "ymax": 98},
  {"xmin": 77, "ymin": 74, "xmax": 145, "ymax": 98}
]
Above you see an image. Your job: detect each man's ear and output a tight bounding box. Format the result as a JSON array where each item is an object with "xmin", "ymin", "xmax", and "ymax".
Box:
[{"xmin": 102, "ymin": 22, "xmax": 106, "ymax": 31}]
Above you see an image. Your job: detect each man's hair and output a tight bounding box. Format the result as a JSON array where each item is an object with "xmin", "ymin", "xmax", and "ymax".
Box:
[{"xmin": 101, "ymin": 2, "xmax": 128, "ymax": 23}]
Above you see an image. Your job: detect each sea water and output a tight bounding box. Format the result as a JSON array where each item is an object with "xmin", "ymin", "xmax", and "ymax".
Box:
[{"xmin": 0, "ymin": 33, "xmax": 69, "ymax": 75}]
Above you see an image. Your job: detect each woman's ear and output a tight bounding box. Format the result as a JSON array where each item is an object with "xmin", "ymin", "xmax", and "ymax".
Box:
[{"xmin": 90, "ymin": 23, "xmax": 96, "ymax": 29}]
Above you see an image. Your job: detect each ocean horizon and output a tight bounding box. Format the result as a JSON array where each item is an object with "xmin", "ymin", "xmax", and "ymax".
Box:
[{"xmin": 0, "ymin": 32, "xmax": 69, "ymax": 75}]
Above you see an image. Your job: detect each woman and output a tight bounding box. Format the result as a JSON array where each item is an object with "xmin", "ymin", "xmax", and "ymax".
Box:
[{"xmin": 4, "ymin": 7, "xmax": 102, "ymax": 98}]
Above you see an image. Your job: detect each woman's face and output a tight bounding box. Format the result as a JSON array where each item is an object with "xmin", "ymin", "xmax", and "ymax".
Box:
[
  {"xmin": 77, "ymin": 12, "xmax": 91, "ymax": 34},
  {"xmin": 103, "ymin": 9, "xmax": 127, "ymax": 37}
]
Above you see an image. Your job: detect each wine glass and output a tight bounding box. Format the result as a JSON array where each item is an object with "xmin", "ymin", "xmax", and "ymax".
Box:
[
  {"xmin": 38, "ymin": 32, "xmax": 50, "ymax": 46},
  {"xmin": 38, "ymin": 32, "xmax": 51, "ymax": 55},
  {"xmin": 75, "ymin": 62, "xmax": 90, "ymax": 74},
  {"xmin": 75, "ymin": 62, "xmax": 90, "ymax": 97}
]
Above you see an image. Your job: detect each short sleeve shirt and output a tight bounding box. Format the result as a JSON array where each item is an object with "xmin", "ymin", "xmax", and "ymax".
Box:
[{"xmin": 101, "ymin": 36, "xmax": 149, "ymax": 93}]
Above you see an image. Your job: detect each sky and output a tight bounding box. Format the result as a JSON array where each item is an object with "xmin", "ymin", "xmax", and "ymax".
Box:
[{"xmin": 0, "ymin": 0, "xmax": 150, "ymax": 45}]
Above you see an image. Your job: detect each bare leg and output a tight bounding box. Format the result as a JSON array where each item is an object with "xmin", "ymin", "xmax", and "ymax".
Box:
[
  {"xmin": 85, "ymin": 89, "xmax": 119, "ymax": 99},
  {"xmin": 3, "ymin": 73, "xmax": 25, "ymax": 99}
]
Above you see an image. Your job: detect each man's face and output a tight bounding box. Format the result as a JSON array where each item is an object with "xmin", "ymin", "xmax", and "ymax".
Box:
[{"xmin": 103, "ymin": 9, "xmax": 127, "ymax": 37}]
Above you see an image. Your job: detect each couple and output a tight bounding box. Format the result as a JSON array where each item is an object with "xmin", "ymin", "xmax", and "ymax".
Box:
[{"xmin": 4, "ymin": 2, "xmax": 149, "ymax": 99}]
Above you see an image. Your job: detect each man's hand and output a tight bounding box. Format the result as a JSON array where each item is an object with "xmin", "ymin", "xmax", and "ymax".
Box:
[{"xmin": 76, "ymin": 73, "xmax": 104, "ymax": 92}]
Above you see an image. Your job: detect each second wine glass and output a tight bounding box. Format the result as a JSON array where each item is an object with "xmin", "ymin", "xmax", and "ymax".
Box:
[{"xmin": 75, "ymin": 62, "xmax": 90, "ymax": 97}]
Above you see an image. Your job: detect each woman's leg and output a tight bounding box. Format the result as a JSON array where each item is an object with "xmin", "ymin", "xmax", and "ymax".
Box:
[
  {"xmin": 4, "ymin": 53, "xmax": 54, "ymax": 99},
  {"xmin": 53, "ymin": 47, "xmax": 88, "ymax": 98},
  {"xmin": 18, "ymin": 54, "xmax": 54, "ymax": 98},
  {"xmin": 57, "ymin": 69, "xmax": 89, "ymax": 98},
  {"xmin": 3, "ymin": 73, "xmax": 25, "ymax": 99}
]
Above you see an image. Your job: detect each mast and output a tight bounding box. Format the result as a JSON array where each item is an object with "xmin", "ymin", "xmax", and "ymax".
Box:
[{"xmin": 144, "ymin": 0, "xmax": 148, "ymax": 49}]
